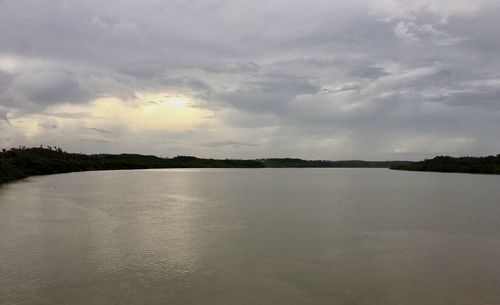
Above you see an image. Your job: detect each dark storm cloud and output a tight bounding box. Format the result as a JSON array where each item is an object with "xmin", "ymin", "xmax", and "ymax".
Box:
[{"xmin": 1, "ymin": 0, "xmax": 499, "ymax": 158}]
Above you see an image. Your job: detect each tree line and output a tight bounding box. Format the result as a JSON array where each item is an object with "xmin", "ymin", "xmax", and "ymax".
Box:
[
  {"xmin": 390, "ymin": 155, "xmax": 500, "ymax": 175},
  {"xmin": 0, "ymin": 146, "xmax": 410, "ymax": 184}
]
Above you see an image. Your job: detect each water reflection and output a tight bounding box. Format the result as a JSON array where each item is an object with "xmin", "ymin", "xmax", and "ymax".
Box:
[{"xmin": 1, "ymin": 169, "xmax": 500, "ymax": 304}]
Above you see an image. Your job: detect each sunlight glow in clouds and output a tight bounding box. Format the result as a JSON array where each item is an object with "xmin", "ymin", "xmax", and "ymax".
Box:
[
  {"xmin": 5, "ymin": 92, "xmax": 213, "ymax": 146},
  {"xmin": 56, "ymin": 93, "xmax": 213, "ymax": 132},
  {"xmin": 1, "ymin": 0, "xmax": 500, "ymax": 159}
]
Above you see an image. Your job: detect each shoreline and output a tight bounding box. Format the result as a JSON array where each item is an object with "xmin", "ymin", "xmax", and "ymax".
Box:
[
  {"xmin": 4, "ymin": 147, "xmax": 499, "ymax": 186},
  {"xmin": 0, "ymin": 147, "xmax": 409, "ymax": 185},
  {"xmin": 4, "ymin": 165, "xmax": 500, "ymax": 187}
]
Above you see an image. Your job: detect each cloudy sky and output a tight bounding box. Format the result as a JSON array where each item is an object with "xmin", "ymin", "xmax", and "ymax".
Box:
[{"xmin": 1, "ymin": 0, "xmax": 499, "ymax": 160}]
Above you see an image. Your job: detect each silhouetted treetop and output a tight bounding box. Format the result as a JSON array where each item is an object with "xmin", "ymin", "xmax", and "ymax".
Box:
[
  {"xmin": 391, "ymin": 155, "xmax": 500, "ymax": 175},
  {"xmin": 0, "ymin": 146, "xmax": 411, "ymax": 184}
]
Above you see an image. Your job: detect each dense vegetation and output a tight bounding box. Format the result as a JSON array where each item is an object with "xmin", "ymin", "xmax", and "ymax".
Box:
[
  {"xmin": 261, "ymin": 158, "xmax": 409, "ymax": 168},
  {"xmin": 391, "ymin": 155, "xmax": 500, "ymax": 175},
  {"xmin": 0, "ymin": 146, "xmax": 409, "ymax": 184}
]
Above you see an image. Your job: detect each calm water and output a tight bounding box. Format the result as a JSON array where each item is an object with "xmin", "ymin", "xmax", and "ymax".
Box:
[{"xmin": 1, "ymin": 169, "xmax": 500, "ymax": 305}]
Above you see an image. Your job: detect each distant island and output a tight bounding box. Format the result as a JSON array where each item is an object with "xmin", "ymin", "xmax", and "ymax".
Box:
[
  {"xmin": 391, "ymin": 155, "xmax": 500, "ymax": 175},
  {"xmin": 0, "ymin": 146, "xmax": 410, "ymax": 184}
]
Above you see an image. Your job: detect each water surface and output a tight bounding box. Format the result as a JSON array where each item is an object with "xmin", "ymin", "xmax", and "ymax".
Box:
[{"xmin": 1, "ymin": 169, "xmax": 500, "ymax": 305}]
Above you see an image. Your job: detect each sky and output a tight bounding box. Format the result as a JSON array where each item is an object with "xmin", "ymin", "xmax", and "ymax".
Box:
[{"xmin": 0, "ymin": 0, "xmax": 499, "ymax": 160}]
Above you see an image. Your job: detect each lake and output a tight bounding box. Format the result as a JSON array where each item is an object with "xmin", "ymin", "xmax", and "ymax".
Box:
[{"xmin": 1, "ymin": 168, "xmax": 500, "ymax": 305}]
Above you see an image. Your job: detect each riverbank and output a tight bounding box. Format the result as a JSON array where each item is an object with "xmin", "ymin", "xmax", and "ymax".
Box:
[
  {"xmin": 0, "ymin": 147, "xmax": 410, "ymax": 184},
  {"xmin": 390, "ymin": 155, "xmax": 500, "ymax": 175}
]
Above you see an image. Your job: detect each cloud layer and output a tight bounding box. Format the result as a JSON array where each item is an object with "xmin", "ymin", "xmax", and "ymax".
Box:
[{"xmin": 1, "ymin": 0, "xmax": 499, "ymax": 160}]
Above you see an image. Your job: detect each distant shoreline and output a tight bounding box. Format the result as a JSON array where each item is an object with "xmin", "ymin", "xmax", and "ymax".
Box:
[
  {"xmin": 390, "ymin": 155, "xmax": 500, "ymax": 175},
  {"xmin": 0, "ymin": 146, "xmax": 410, "ymax": 184},
  {"xmin": 3, "ymin": 147, "xmax": 499, "ymax": 185}
]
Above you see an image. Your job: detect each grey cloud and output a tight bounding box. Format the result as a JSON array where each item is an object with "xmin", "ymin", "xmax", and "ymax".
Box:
[
  {"xmin": 320, "ymin": 82, "xmax": 362, "ymax": 94},
  {"xmin": 349, "ymin": 66, "xmax": 388, "ymax": 79},
  {"xmin": 38, "ymin": 119, "xmax": 58, "ymax": 129},
  {"xmin": 43, "ymin": 112, "xmax": 92, "ymax": 119},
  {"xmin": 436, "ymin": 89, "xmax": 500, "ymax": 109},
  {"xmin": 16, "ymin": 71, "xmax": 95, "ymax": 106},
  {"xmin": 83, "ymin": 127, "xmax": 116, "ymax": 136},
  {"xmin": 1, "ymin": 0, "xmax": 500, "ymax": 158},
  {"xmin": 78, "ymin": 138, "xmax": 113, "ymax": 144},
  {"xmin": 0, "ymin": 71, "xmax": 14, "ymax": 92},
  {"xmin": 160, "ymin": 77, "xmax": 212, "ymax": 94},
  {"xmin": 0, "ymin": 61, "xmax": 136, "ymax": 112},
  {"xmin": 271, "ymin": 57, "xmax": 346, "ymax": 70},
  {"xmin": 219, "ymin": 77, "xmax": 321, "ymax": 113},
  {"xmin": 393, "ymin": 21, "xmax": 465, "ymax": 46},
  {"xmin": 369, "ymin": 0, "xmax": 495, "ymax": 21},
  {"xmin": 118, "ymin": 59, "xmax": 176, "ymax": 79},
  {"xmin": 201, "ymin": 141, "xmax": 258, "ymax": 148},
  {"xmin": 372, "ymin": 66, "xmax": 454, "ymax": 93},
  {"xmin": 0, "ymin": 106, "xmax": 10, "ymax": 125},
  {"xmin": 200, "ymin": 61, "xmax": 260, "ymax": 74}
]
